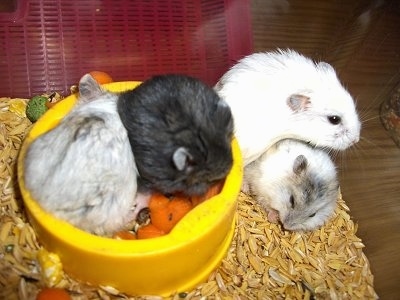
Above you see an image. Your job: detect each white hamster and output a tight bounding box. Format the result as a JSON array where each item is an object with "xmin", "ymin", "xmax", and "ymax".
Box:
[
  {"xmin": 215, "ymin": 49, "xmax": 361, "ymax": 166},
  {"xmin": 244, "ymin": 139, "xmax": 339, "ymax": 231},
  {"xmin": 23, "ymin": 74, "xmax": 140, "ymax": 236}
]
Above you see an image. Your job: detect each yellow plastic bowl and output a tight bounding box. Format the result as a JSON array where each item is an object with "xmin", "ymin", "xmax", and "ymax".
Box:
[{"xmin": 17, "ymin": 81, "xmax": 243, "ymax": 297}]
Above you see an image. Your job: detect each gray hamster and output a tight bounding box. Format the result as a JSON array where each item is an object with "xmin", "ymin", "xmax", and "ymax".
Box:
[
  {"xmin": 244, "ymin": 139, "xmax": 339, "ymax": 231},
  {"xmin": 215, "ymin": 48, "xmax": 361, "ymax": 166},
  {"xmin": 117, "ymin": 74, "xmax": 234, "ymax": 197},
  {"xmin": 23, "ymin": 74, "xmax": 139, "ymax": 236}
]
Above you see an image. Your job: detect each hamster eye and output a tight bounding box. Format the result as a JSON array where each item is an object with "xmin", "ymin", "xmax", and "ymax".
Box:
[
  {"xmin": 289, "ymin": 195, "xmax": 295, "ymax": 208},
  {"xmin": 309, "ymin": 212, "xmax": 316, "ymax": 218},
  {"xmin": 328, "ymin": 115, "xmax": 341, "ymax": 125}
]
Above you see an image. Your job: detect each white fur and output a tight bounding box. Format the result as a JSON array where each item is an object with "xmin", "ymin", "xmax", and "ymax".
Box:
[
  {"xmin": 215, "ymin": 49, "xmax": 361, "ymax": 166},
  {"xmin": 245, "ymin": 139, "xmax": 339, "ymax": 231}
]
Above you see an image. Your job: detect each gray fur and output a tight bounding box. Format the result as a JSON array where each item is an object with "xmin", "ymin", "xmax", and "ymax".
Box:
[
  {"xmin": 23, "ymin": 74, "xmax": 138, "ymax": 236},
  {"xmin": 244, "ymin": 139, "xmax": 339, "ymax": 231}
]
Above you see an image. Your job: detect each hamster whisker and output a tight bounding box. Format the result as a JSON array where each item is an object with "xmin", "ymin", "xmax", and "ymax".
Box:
[
  {"xmin": 359, "ymin": 72, "xmax": 400, "ymax": 113},
  {"xmin": 332, "ymin": 148, "xmax": 348, "ymax": 169},
  {"xmin": 327, "ymin": 148, "xmax": 340, "ymax": 159},
  {"xmin": 359, "ymin": 111, "xmax": 381, "ymax": 124},
  {"xmin": 334, "ymin": 143, "xmax": 366, "ymax": 175},
  {"xmin": 351, "ymin": 140, "xmax": 367, "ymax": 157},
  {"xmin": 336, "ymin": 136, "xmax": 381, "ymax": 177},
  {"xmin": 359, "ymin": 135, "xmax": 388, "ymax": 154}
]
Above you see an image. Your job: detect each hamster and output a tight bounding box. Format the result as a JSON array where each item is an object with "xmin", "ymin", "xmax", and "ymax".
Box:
[
  {"xmin": 23, "ymin": 74, "xmax": 139, "ymax": 236},
  {"xmin": 215, "ymin": 49, "xmax": 361, "ymax": 166},
  {"xmin": 244, "ymin": 139, "xmax": 339, "ymax": 231},
  {"xmin": 117, "ymin": 74, "xmax": 234, "ymax": 197}
]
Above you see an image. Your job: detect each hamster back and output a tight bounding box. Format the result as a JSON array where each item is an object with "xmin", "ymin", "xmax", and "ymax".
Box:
[
  {"xmin": 23, "ymin": 74, "xmax": 138, "ymax": 236},
  {"xmin": 245, "ymin": 139, "xmax": 339, "ymax": 231},
  {"xmin": 117, "ymin": 74, "xmax": 234, "ymax": 196}
]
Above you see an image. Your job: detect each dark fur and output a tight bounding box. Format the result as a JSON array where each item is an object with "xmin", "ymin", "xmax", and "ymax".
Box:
[{"xmin": 117, "ymin": 74, "xmax": 234, "ymax": 196}]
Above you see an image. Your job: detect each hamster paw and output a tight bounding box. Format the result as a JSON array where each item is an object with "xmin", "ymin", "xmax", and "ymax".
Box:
[
  {"xmin": 241, "ymin": 179, "xmax": 251, "ymax": 194},
  {"xmin": 131, "ymin": 192, "xmax": 151, "ymax": 221},
  {"xmin": 267, "ymin": 209, "xmax": 280, "ymax": 224}
]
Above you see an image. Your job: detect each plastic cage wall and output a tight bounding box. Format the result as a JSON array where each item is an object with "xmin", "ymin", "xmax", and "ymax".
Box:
[{"xmin": 0, "ymin": 0, "xmax": 253, "ymax": 98}]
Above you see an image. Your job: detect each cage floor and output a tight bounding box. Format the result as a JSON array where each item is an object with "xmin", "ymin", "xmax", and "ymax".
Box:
[{"xmin": 0, "ymin": 97, "xmax": 377, "ymax": 299}]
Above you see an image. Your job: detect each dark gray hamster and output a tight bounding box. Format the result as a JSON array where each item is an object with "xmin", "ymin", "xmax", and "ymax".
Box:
[
  {"xmin": 23, "ymin": 74, "xmax": 139, "ymax": 236},
  {"xmin": 244, "ymin": 139, "xmax": 339, "ymax": 231},
  {"xmin": 117, "ymin": 74, "xmax": 234, "ymax": 196}
]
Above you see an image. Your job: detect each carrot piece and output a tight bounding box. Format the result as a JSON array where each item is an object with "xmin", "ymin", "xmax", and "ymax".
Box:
[
  {"xmin": 113, "ymin": 230, "xmax": 137, "ymax": 240},
  {"xmin": 150, "ymin": 194, "xmax": 193, "ymax": 233},
  {"xmin": 135, "ymin": 181, "xmax": 224, "ymax": 239},
  {"xmin": 205, "ymin": 180, "xmax": 224, "ymax": 198},
  {"xmin": 148, "ymin": 192, "xmax": 170, "ymax": 210},
  {"xmin": 137, "ymin": 224, "xmax": 166, "ymax": 239},
  {"xmin": 190, "ymin": 181, "xmax": 224, "ymax": 207},
  {"xmin": 89, "ymin": 71, "xmax": 114, "ymax": 84},
  {"xmin": 36, "ymin": 288, "xmax": 71, "ymax": 300}
]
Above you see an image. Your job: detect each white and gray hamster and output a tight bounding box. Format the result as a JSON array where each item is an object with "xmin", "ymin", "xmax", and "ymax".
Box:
[
  {"xmin": 24, "ymin": 74, "xmax": 139, "ymax": 236},
  {"xmin": 244, "ymin": 139, "xmax": 339, "ymax": 231},
  {"xmin": 117, "ymin": 74, "xmax": 234, "ymax": 197},
  {"xmin": 215, "ymin": 48, "xmax": 361, "ymax": 166}
]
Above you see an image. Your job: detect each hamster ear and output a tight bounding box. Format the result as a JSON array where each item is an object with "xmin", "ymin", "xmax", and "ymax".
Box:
[
  {"xmin": 214, "ymin": 80, "xmax": 223, "ymax": 92},
  {"xmin": 172, "ymin": 147, "xmax": 193, "ymax": 171},
  {"xmin": 217, "ymin": 98, "xmax": 229, "ymax": 108},
  {"xmin": 293, "ymin": 155, "xmax": 308, "ymax": 175},
  {"xmin": 78, "ymin": 74, "xmax": 103, "ymax": 103},
  {"xmin": 287, "ymin": 94, "xmax": 311, "ymax": 112}
]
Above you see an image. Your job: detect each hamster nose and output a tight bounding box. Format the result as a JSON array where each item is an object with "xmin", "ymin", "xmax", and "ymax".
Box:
[{"xmin": 345, "ymin": 129, "xmax": 360, "ymax": 145}]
